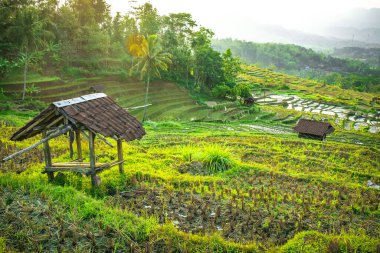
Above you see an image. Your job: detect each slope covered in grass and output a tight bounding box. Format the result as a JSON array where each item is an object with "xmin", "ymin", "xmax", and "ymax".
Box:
[{"xmin": 0, "ymin": 122, "xmax": 379, "ymax": 252}]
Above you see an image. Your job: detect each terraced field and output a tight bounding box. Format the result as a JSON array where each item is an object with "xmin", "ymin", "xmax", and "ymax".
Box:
[
  {"xmin": 1, "ymin": 66, "xmax": 379, "ymax": 134},
  {"xmin": 239, "ymin": 65, "xmax": 378, "ymax": 109},
  {"xmin": 238, "ymin": 65, "xmax": 380, "ymax": 133},
  {"xmin": 0, "ymin": 78, "xmax": 255, "ymax": 123}
]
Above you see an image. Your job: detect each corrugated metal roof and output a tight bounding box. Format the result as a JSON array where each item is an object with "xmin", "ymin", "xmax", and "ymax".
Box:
[
  {"xmin": 11, "ymin": 93, "xmax": 145, "ymax": 142},
  {"xmin": 293, "ymin": 119, "xmax": 334, "ymax": 137},
  {"xmin": 53, "ymin": 93, "xmax": 107, "ymax": 107}
]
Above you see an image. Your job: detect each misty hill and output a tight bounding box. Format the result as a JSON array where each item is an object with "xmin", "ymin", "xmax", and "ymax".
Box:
[
  {"xmin": 330, "ymin": 8, "xmax": 380, "ymax": 30},
  {"xmin": 213, "ymin": 39, "xmax": 377, "ymax": 74},
  {"xmin": 332, "ymin": 47, "xmax": 380, "ymax": 66},
  {"xmin": 212, "ymin": 39, "xmax": 380, "ymax": 92},
  {"xmin": 230, "ymin": 23, "xmax": 379, "ymax": 50},
  {"xmin": 318, "ymin": 9, "xmax": 380, "ymax": 44}
]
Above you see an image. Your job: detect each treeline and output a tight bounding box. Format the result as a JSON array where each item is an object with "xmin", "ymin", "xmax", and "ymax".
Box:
[
  {"xmin": 0, "ymin": 0, "xmax": 247, "ymax": 98},
  {"xmin": 213, "ymin": 38, "xmax": 380, "ymax": 93},
  {"xmin": 332, "ymin": 47, "xmax": 380, "ymax": 66}
]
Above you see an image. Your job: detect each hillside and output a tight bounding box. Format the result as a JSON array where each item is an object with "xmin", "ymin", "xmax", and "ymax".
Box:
[
  {"xmin": 1, "ymin": 63, "xmax": 379, "ymax": 134},
  {"xmin": 213, "ymin": 39, "xmax": 380, "ymax": 93},
  {"xmin": 0, "ymin": 77, "xmax": 255, "ymax": 123}
]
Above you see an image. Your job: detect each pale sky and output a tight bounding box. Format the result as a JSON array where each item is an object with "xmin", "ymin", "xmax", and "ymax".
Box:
[{"xmin": 106, "ymin": 0, "xmax": 380, "ymax": 38}]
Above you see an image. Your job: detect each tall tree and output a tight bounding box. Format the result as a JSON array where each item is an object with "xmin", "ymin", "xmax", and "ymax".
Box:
[
  {"xmin": 161, "ymin": 13, "xmax": 196, "ymax": 84},
  {"xmin": 128, "ymin": 35, "xmax": 171, "ymax": 122},
  {"xmin": 222, "ymin": 48, "xmax": 241, "ymax": 87},
  {"xmin": 132, "ymin": 3, "xmax": 161, "ymax": 36},
  {"xmin": 6, "ymin": 5, "xmax": 53, "ymax": 100},
  {"xmin": 191, "ymin": 27, "xmax": 224, "ymax": 91}
]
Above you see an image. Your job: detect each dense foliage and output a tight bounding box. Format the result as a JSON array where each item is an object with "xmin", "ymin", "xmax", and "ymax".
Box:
[
  {"xmin": 0, "ymin": 0, "xmax": 243, "ymax": 99},
  {"xmin": 213, "ymin": 39, "xmax": 380, "ymax": 93}
]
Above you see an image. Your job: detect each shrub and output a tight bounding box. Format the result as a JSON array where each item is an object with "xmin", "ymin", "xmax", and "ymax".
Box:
[
  {"xmin": 180, "ymin": 145, "xmax": 202, "ymax": 163},
  {"xmin": 201, "ymin": 145, "xmax": 235, "ymax": 173},
  {"xmin": 157, "ymin": 121, "xmax": 182, "ymax": 128},
  {"xmin": 212, "ymin": 85, "xmax": 235, "ymax": 99},
  {"xmin": 234, "ymin": 82, "xmax": 252, "ymax": 98}
]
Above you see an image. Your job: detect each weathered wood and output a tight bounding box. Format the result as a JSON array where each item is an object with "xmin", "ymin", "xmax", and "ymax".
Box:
[
  {"xmin": 45, "ymin": 166, "xmax": 89, "ymax": 174},
  {"xmin": 2, "ymin": 125, "xmax": 73, "ymax": 163},
  {"xmin": 51, "ymin": 162, "xmax": 105, "ymax": 167},
  {"xmin": 44, "ymin": 160, "xmax": 124, "ymax": 176},
  {"xmin": 42, "ymin": 131, "xmax": 54, "ymax": 181},
  {"xmin": 88, "ymin": 131, "xmax": 97, "ymax": 186},
  {"xmin": 12, "ymin": 109, "xmax": 56, "ymax": 140},
  {"xmin": 75, "ymin": 130, "xmax": 82, "ymax": 161},
  {"xmin": 45, "ymin": 115, "xmax": 64, "ymax": 129},
  {"xmin": 80, "ymin": 130, "xmax": 113, "ymax": 147},
  {"xmin": 117, "ymin": 139, "xmax": 124, "ymax": 174}
]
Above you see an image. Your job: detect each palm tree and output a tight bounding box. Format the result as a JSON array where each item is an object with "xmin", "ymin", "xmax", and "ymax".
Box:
[{"xmin": 129, "ymin": 35, "xmax": 172, "ymax": 122}]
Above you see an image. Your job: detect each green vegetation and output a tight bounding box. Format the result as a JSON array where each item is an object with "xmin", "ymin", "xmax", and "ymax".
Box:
[
  {"xmin": 0, "ymin": 122, "xmax": 379, "ymax": 252},
  {"xmin": 0, "ymin": 0, "xmax": 242, "ymax": 102},
  {"xmin": 239, "ymin": 65, "xmax": 377, "ymax": 109},
  {"xmin": 213, "ymin": 39, "xmax": 380, "ymax": 93},
  {"xmin": 1, "ymin": 1, "xmax": 379, "ymax": 252}
]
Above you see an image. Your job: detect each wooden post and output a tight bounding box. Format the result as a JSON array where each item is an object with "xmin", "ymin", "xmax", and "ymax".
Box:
[
  {"xmin": 42, "ymin": 131, "xmax": 54, "ymax": 181},
  {"xmin": 76, "ymin": 130, "xmax": 82, "ymax": 161},
  {"xmin": 88, "ymin": 131, "xmax": 97, "ymax": 186},
  {"xmin": 117, "ymin": 139, "xmax": 124, "ymax": 174}
]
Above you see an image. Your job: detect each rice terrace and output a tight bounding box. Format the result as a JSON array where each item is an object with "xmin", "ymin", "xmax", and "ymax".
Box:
[{"xmin": 0, "ymin": 0, "xmax": 380, "ymax": 252}]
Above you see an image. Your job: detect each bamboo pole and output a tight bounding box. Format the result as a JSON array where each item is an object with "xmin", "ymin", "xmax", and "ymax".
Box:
[
  {"xmin": 117, "ymin": 139, "xmax": 124, "ymax": 174},
  {"xmin": 1, "ymin": 125, "xmax": 73, "ymax": 163},
  {"xmin": 76, "ymin": 130, "xmax": 82, "ymax": 161},
  {"xmin": 88, "ymin": 131, "xmax": 97, "ymax": 186},
  {"xmin": 42, "ymin": 130, "xmax": 54, "ymax": 181}
]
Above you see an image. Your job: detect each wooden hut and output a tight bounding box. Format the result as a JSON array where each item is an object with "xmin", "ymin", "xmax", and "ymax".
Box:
[
  {"xmin": 88, "ymin": 85, "xmax": 105, "ymax": 93},
  {"xmin": 243, "ymin": 96, "xmax": 255, "ymax": 106},
  {"xmin": 4, "ymin": 93, "xmax": 145, "ymax": 186},
  {"xmin": 294, "ymin": 119, "xmax": 334, "ymax": 141}
]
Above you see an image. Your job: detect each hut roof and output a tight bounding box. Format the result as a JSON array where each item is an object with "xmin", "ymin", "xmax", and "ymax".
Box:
[
  {"xmin": 88, "ymin": 85, "xmax": 105, "ymax": 93},
  {"xmin": 293, "ymin": 119, "xmax": 334, "ymax": 137},
  {"xmin": 11, "ymin": 93, "xmax": 145, "ymax": 142}
]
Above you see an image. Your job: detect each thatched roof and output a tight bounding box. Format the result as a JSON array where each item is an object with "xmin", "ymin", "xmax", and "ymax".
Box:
[
  {"xmin": 11, "ymin": 93, "xmax": 145, "ymax": 141},
  {"xmin": 294, "ymin": 119, "xmax": 334, "ymax": 137}
]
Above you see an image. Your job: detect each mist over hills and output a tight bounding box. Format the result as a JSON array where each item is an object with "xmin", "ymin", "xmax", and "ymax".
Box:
[
  {"xmin": 223, "ymin": 8, "xmax": 380, "ymax": 50},
  {"xmin": 319, "ymin": 8, "xmax": 380, "ymax": 44},
  {"xmin": 235, "ymin": 24, "xmax": 379, "ymax": 50}
]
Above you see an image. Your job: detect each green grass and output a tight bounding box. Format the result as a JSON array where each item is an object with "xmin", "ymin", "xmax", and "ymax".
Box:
[
  {"xmin": 0, "ymin": 121, "xmax": 379, "ymax": 252},
  {"xmin": 0, "ymin": 72, "xmax": 61, "ymax": 85}
]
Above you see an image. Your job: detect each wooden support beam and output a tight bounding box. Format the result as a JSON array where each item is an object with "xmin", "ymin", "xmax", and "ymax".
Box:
[
  {"xmin": 51, "ymin": 162, "xmax": 105, "ymax": 167},
  {"xmin": 79, "ymin": 130, "xmax": 113, "ymax": 148},
  {"xmin": 117, "ymin": 139, "xmax": 124, "ymax": 174},
  {"xmin": 88, "ymin": 131, "xmax": 99, "ymax": 186},
  {"xmin": 45, "ymin": 166, "xmax": 89, "ymax": 174},
  {"xmin": 45, "ymin": 115, "xmax": 64, "ymax": 129},
  {"xmin": 42, "ymin": 131, "xmax": 54, "ymax": 182},
  {"xmin": 12, "ymin": 109, "xmax": 56, "ymax": 141},
  {"xmin": 76, "ymin": 130, "xmax": 82, "ymax": 161}
]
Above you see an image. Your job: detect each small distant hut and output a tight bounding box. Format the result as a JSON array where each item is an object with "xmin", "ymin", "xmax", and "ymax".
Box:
[
  {"xmin": 88, "ymin": 84, "xmax": 105, "ymax": 93},
  {"xmin": 243, "ymin": 96, "xmax": 255, "ymax": 106},
  {"xmin": 2, "ymin": 93, "xmax": 145, "ymax": 186},
  {"xmin": 294, "ymin": 119, "xmax": 334, "ymax": 141}
]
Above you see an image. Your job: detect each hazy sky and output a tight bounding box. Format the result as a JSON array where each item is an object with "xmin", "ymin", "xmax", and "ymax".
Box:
[{"xmin": 106, "ymin": 0, "xmax": 380, "ymax": 38}]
